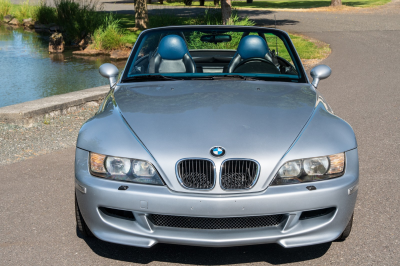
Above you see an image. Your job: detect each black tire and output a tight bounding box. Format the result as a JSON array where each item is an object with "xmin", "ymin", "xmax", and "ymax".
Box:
[
  {"xmin": 336, "ymin": 213, "xmax": 353, "ymax": 241},
  {"xmin": 75, "ymin": 195, "xmax": 94, "ymax": 237}
]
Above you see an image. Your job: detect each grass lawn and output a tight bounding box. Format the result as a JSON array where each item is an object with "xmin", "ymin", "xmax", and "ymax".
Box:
[
  {"xmin": 1, "ymin": 1, "xmax": 330, "ymax": 59},
  {"xmin": 117, "ymin": 13, "xmax": 330, "ymax": 60},
  {"xmin": 151, "ymin": 0, "xmax": 391, "ymax": 9}
]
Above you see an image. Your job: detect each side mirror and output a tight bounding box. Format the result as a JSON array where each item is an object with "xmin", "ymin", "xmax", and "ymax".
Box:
[
  {"xmin": 310, "ymin": 65, "xmax": 331, "ymax": 88},
  {"xmin": 99, "ymin": 63, "xmax": 119, "ymax": 88}
]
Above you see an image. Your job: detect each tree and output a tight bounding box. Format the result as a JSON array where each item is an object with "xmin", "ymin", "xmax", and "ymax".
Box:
[
  {"xmin": 135, "ymin": 0, "xmax": 148, "ymax": 29},
  {"xmin": 331, "ymin": 0, "xmax": 342, "ymax": 6},
  {"xmin": 221, "ymin": 0, "xmax": 232, "ymax": 25}
]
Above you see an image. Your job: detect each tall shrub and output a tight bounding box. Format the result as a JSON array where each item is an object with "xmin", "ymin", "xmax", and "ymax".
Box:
[
  {"xmin": 0, "ymin": 0, "xmax": 12, "ymax": 19},
  {"xmin": 54, "ymin": 0, "xmax": 104, "ymax": 42},
  {"xmin": 34, "ymin": 1, "xmax": 57, "ymax": 24},
  {"xmin": 14, "ymin": 0, "xmax": 38, "ymax": 22},
  {"xmin": 92, "ymin": 13, "xmax": 123, "ymax": 50}
]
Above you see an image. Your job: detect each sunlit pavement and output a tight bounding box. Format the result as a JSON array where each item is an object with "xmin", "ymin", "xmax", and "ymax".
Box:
[{"xmin": 1, "ymin": 2, "xmax": 400, "ymax": 265}]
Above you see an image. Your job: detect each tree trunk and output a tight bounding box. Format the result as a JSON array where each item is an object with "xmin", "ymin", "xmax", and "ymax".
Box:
[
  {"xmin": 199, "ymin": 0, "xmax": 205, "ymax": 6},
  {"xmin": 135, "ymin": 0, "xmax": 148, "ymax": 29},
  {"xmin": 159, "ymin": 0, "xmax": 163, "ymax": 4},
  {"xmin": 247, "ymin": 0, "xmax": 253, "ymax": 3},
  {"xmin": 214, "ymin": 0, "xmax": 219, "ymax": 6},
  {"xmin": 331, "ymin": 0, "xmax": 341, "ymax": 6},
  {"xmin": 221, "ymin": 0, "xmax": 232, "ymax": 25}
]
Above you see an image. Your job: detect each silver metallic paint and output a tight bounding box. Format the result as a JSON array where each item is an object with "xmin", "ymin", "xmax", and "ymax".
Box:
[
  {"xmin": 310, "ymin": 65, "xmax": 332, "ymax": 88},
  {"xmin": 75, "ymin": 148, "xmax": 358, "ymax": 248},
  {"xmin": 111, "ymin": 80, "xmax": 317, "ymax": 194},
  {"xmin": 99, "ymin": 63, "xmax": 119, "ymax": 88},
  {"xmin": 75, "ymin": 26, "xmax": 358, "ymax": 248}
]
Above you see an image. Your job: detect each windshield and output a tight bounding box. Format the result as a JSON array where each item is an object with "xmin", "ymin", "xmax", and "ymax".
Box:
[{"xmin": 122, "ymin": 26, "xmax": 307, "ymax": 83}]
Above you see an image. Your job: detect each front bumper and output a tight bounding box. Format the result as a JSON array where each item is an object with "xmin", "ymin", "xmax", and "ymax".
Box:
[{"xmin": 75, "ymin": 148, "xmax": 359, "ymax": 248}]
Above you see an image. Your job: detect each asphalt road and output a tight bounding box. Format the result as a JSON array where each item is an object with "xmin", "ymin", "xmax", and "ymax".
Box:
[{"xmin": 1, "ymin": 2, "xmax": 400, "ymax": 265}]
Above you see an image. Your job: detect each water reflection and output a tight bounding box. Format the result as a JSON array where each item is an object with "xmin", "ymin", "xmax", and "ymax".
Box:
[{"xmin": 0, "ymin": 25, "xmax": 125, "ymax": 108}]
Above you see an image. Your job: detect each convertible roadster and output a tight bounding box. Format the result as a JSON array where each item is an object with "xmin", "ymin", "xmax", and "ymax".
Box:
[{"xmin": 74, "ymin": 25, "xmax": 358, "ymax": 248}]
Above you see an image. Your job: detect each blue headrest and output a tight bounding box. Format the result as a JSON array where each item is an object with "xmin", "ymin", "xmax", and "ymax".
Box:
[
  {"xmin": 237, "ymin": 35, "xmax": 270, "ymax": 60},
  {"xmin": 158, "ymin": 35, "xmax": 189, "ymax": 60}
]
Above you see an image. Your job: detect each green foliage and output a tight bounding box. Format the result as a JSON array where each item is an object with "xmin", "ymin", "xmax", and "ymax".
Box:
[
  {"xmin": 92, "ymin": 13, "xmax": 123, "ymax": 50},
  {"xmin": 148, "ymin": 12, "xmax": 188, "ymax": 28},
  {"xmin": 0, "ymin": 0, "xmax": 12, "ymax": 20},
  {"xmin": 151, "ymin": 0, "xmax": 390, "ymax": 8},
  {"xmin": 13, "ymin": 0, "xmax": 38, "ymax": 22},
  {"xmin": 33, "ymin": 1, "xmax": 57, "ymax": 24},
  {"xmin": 185, "ymin": 9, "xmax": 255, "ymax": 49},
  {"xmin": 54, "ymin": 0, "xmax": 104, "ymax": 42}
]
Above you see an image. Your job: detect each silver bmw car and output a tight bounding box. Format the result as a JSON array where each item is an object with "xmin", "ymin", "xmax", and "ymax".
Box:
[{"xmin": 75, "ymin": 25, "xmax": 358, "ymax": 248}]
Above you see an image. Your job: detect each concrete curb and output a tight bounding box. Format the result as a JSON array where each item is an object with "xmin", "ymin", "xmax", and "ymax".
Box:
[{"xmin": 0, "ymin": 85, "xmax": 109, "ymax": 126}]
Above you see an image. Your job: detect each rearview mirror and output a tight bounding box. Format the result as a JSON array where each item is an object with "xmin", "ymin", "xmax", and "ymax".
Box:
[
  {"xmin": 99, "ymin": 63, "xmax": 119, "ymax": 88},
  {"xmin": 200, "ymin": 34, "xmax": 232, "ymax": 43},
  {"xmin": 310, "ymin": 65, "xmax": 331, "ymax": 88}
]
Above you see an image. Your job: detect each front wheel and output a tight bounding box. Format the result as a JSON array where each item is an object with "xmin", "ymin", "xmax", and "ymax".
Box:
[
  {"xmin": 75, "ymin": 195, "xmax": 94, "ymax": 237},
  {"xmin": 336, "ymin": 213, "xmax": 353, "ymax": 241}
]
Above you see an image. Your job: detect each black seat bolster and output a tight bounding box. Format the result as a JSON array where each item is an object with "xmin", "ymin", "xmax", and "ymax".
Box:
[
  {"xmin": 183, "ymin": 54, "xmax": 196, "ymax": 73},
  {"xmin": 148, "ymin": 53, "xmax": 161, "ymax": 73},
  {"xmin": 227, "ymin": 53, "xmax": 242, "ymax": 73}
]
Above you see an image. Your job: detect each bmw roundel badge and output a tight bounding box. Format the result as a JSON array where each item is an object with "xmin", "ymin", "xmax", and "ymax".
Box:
[{"xmin": 210, "ymin": 147, "xmax": 225, "ymax": 157}]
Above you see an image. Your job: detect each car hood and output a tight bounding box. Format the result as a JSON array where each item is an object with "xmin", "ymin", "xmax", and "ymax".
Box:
[{"xmin": 114, "ymin": 80, "xmax": 317, "ymax": 193}]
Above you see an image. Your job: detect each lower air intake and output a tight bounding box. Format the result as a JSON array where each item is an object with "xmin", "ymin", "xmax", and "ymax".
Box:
[{"xmin": 148, "ymin": 214, "xmax": 285, "ymax": 229}]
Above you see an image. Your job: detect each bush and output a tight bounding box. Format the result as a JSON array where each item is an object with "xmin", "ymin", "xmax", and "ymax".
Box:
[
  {"xmin": 92, "ymin": 13, "xmax": 123, "ymax": 50},
  {"xmin": 0, "ymin": 0, "xmax": 12, "ymax": 20},
  {"xmin": 34, "ymin": 1, "xmax": 57, "ymax": 24},
  {"xmin": 13, "ymin": 0, "xmax": 38, "ymax": 22},
  {"xmin": 54, "ymin": 0, "xmax": 104, "ymax": 42}
]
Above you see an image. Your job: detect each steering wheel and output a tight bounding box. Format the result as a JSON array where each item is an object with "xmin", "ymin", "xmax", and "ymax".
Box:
[{"xmin": 232, "ymin": 58, "xmax": 280, "ymax": 74}]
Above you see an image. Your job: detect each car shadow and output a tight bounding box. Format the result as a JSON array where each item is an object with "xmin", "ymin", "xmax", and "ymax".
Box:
[
  {"xmin": 98, "ymin": 8, "xmax": 300, "ymax": 28},
  {"xmin": 77, "ymin": 229, "xmax": 331, "ymax": 265}
]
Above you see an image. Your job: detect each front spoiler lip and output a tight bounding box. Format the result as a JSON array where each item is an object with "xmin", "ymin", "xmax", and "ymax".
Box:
[{"xmin": 75, "ymin": 148, "xmax": 359, "ymax": 248}]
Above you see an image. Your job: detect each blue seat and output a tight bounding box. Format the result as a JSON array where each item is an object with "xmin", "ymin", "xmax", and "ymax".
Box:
[
  {"xmin": 148, "ymin": 35, "xmax": 196, "ymax": 73},
  {"xmin": 227, "ymin": 35, "xmax": 279, "ymax": 73}
]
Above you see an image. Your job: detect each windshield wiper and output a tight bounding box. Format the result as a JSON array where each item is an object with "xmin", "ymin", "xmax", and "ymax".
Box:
[{"xmin": 122, "ymin": 75, "xmax": 182, "ymax": 83}]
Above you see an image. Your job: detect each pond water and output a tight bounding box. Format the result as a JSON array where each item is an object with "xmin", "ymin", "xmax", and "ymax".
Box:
[{"xmin": 0, "ymin": 25, "xmax": 126, "ymax": 108}]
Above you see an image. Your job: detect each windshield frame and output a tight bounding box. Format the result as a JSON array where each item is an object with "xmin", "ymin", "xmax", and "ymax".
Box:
[{"xmin": 121, "ymin": 25, "xmax": 308, "ymax": 84}]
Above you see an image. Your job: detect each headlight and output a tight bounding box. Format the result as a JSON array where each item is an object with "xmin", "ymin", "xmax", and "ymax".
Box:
[
  {"xmin": 89, "ymin": 152, "xmax": 164, "ymax": 185},
  {"xmin": 271, "ymin": 153, "xmax": 345, "ymax": 186}
]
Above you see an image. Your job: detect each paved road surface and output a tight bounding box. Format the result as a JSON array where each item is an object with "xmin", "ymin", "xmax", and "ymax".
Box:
[{"xmin": 1, "ymin": 2, "xmax": 400, "ymax": 265}]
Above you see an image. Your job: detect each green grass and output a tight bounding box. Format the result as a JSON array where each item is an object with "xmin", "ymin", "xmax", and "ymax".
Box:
[
  {"xmin": 0, "ymin": 0, "xmax": 12, "ymax": 20},
  {"xmin": 13, "ymin": 0, "xmax": 38, "ymax": 22},
  {"xmin": 151, "ymin": 0, "xmax": 391, "ymax": 9},
  {"xmin": 2, "ymin": 1, "xmax": 330, "ymax": 59},
  {"xmin": 116, "ymin": 11, "xmax": 329, "ymax": 60}
]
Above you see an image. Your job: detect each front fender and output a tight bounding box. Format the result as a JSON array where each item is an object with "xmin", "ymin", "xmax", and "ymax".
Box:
[{"xmin": 284, "ymin": 102, "xmax": 357, "ymax": 162}]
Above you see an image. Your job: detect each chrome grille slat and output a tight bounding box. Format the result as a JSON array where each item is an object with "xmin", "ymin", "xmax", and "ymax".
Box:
[
  {"xmin": 148, "ymin": 214, "xmax": 285, "ymax": 229},
  {"xmin": 177, "ymin": 159, "xmax": 215, "ymax": 190},
  {"xmin": 220, "ymin": 159, "xmax": 259, "ymax": 190}
]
